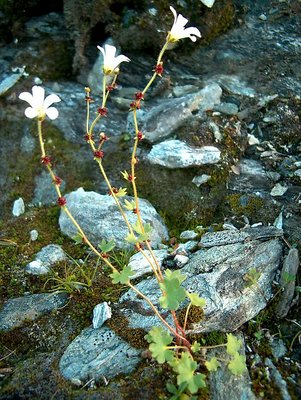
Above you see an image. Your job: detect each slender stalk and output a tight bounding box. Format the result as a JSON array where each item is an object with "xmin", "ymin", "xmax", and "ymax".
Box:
[
  {"xmin": 128, "ymin": 282, "xmax": 190, "ymax": 346},
  {"xmin": 183, "ymin": 303, "xmax": 192, "ymax": 332}
]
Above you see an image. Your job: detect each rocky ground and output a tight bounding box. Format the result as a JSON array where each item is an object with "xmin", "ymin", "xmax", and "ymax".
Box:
[{"xmin": 0, "ymin": 0, "xmax": 300, "ymax": 399}]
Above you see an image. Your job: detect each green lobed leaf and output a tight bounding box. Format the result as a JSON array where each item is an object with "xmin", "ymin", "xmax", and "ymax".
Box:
[
  {"xmin": 226, "ymin": 333, "xmax": 242, "ymax": 356},
  {"xmin": 228, "ymin": 352, "xmax": 247, "ymax": 375},
  {"xmin": 191, "ymin": 341, "xmax": 201, "ymax": 353},
  {"xmin": 173, "ymin": 352, "xmax": 206, "ymax": 394},
  {"xmin": 132, "ymin": 219, "xmax": 143, "ymax": 235},
  {"xmin": 159, "ymin": 270, "xmax": 187, "ymax": 311},
  {"xmin": 115, "ymin": 187, "xmax": 127, "ymax": 197},
  {"xmin": 73, "ymin": 232, "xmax": 84, "ymax": 244},
  {"xmin": 205, "ymin": 357, "xmax": 220, "ymax": 372},
  {"xmin": 124, "ymin": 199, "xmax": 136, "ymax": 210},
  {"xmin": 145, "ymin": 327, "xmax": 174, "ymax": 364},
  {"xmin": 109, "ymin": 265, "xmax": 134, "ymax": 284},
  {"xmin": 98, "ymin": 239, "xmax": 115, "ymax": 253},
  {"xmin": 186, "ymin": 292, "xmax": 206, "ymax": 308},
  {"xmin": 125, "ymin": 232, "xmax": 138, "ymax": 244}
]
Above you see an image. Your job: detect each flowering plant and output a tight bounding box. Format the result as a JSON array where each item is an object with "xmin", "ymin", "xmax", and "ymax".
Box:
[{"xmin": 20, "ymin": 5, "xmax": 246, "ymax": 397}]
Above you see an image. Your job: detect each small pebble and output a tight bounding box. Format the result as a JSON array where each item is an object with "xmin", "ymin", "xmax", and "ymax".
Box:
[
  {"xmin": 270, "ymin": 183, "xmax": 288, "ymax": 197},
  {"xmin": 180, "ymin": 230, "xmax": 198, "ymax": 241},
  {"xmin": 293, "ymin": 169, "xmax": 301, "ymax": 178},
  {"xmin": 259, "ymin": 13, "xmax": 267, "ymax": 21},
  {"xmin": 174, "ymin": 254, "xmax": 189, "ymax": 267},
  {"xmin": 30, "ymin": 229, "xmax": 39, "ymax": 241},
  {"xmin": 12, "ymin": 198, "xmax": 25, "ymax": 217},
  {"xmin": 92, "ymin": 302, "xmax": 112, "ymax": 329}
]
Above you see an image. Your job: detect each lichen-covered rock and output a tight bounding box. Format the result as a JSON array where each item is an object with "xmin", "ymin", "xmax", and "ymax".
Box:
[
  {"xmin": 59, "ymin": 326, "xmax": 141, "ymax": 384},
  {"xmin": 118, "ymin": 231, "xmax": 282, "ymax": 333},
  {"xmin": 25, "ymin": 244, "xmax": 67, "ymax": 275},
  {"xmin": 59, "ymin": 188, "xmax": 169, "ymax": 249},
  {"xmin": 128, "ymin": 84, "xmax": 222, "ymax": 144},
  {"xmin": 0, "ymin": 293, "xmax": 68, "ymax": 331},
  {"xmin": 147, "ymin": 140, "xmax": 221, "ymax": 168}
]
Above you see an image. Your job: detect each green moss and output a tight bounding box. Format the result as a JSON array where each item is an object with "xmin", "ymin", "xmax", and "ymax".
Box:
[
  {"xmin": 177, "ymin": 305, "xmax": 204, "ymax": 330},
  {"xmin": 107, "ymin": 313, "xmax": 148, "ymax": 349},
  {"xmin": 227, "ymin": 193, "xmax": 265, "ymax": 218}
]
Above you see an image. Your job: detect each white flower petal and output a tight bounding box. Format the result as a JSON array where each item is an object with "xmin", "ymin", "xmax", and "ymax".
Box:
[
  {"xmin": 175, "ymin": 14, "xmax": 189, "ymax": 30},
  {"xmin": 104, "ymin": 44, "xmax": 117, "ymax": 61},
  {"xmin": 170, "ymin": 6, "xmax": 177, "ymax": 21},
  {"xmin": 24, "ymin": 107, "xmax": 38, "ymax": 119},
  {"xmin": 19, "ymin": 91, "xmax": 34, "ymax": 107},
  {"xmin": 181, "ymin": 27, "xmax": 201, "ymax": 41},
  {"xmin": 97, "ymin": 45, "xmax": 105, "ymax": 57},
  {"xmin": 112, "ymin": 54, "xmax": 131, "ymax": 70},
  {"xmin": 45, "ymin": 107, "xmax": 59, "ymax": 120},
  {"xmin": 32, "ymin": 86, "xmax": 45, "ymax": 108},
  {"xmin": 43, "ymin": 93, "xmax": 61, "ymax": 109},
  {"xmin": 168, "ymin": 6, "xmax": 201, "ymax": 43}
]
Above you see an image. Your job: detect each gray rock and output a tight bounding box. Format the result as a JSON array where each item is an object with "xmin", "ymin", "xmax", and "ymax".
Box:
[
  {"xmin": 200, "ymin": 226, "xmax": 283, "ymax": 248},
  {"xmin": 269, "ymin": 337, "xmax": 287, "ymax": 359},
  {"xmin": 265, "ymin": 358, "xmax": 292, "ymax": 400},
  {"xmin": 147, "ymin": 140, "xmax": 221, "ymax": 169},
  {"xmin": 172, "ymin": 240, "xmax": 198, "ymax": 255},
  {"xmin": 192, "ymin": 174, "xmax": 211, "ymax": 187},
  {"xmin": 59, "ymin": 326, "xmax": 141, "ymax": 384},
  {"xmin": 30, "ymin": 229, "xmax": 39, "ymax": 241},
  {"xmin": 0, "ymin": 293, "xmax": 68, "ymax": 331},
  {"xmin": 208, "ymin": 333, "xmax": 256, "ymax": 400},
  {"xmin": 128, "ymin": 83, "xmax": 222, "ymax": 143},
  {"xmin": 59, "ymin": 188, "xmax": 168, "ymax": 249},
  {"xmin": 0, "ymin": 70, "xmax": 24, "ymax": 96},
  {"xmin": 214, "ymin": 102, "xmax": 239, "ymax": 115},
  {"xmin": 270, "ymin": 183, "xmax": 288, "ymax": 196},
  {"xmin": 12, "ymin": 197, "xmax": 25, "ymax": 217},
  {"xmin": 210, "ymin": 75, "xmax": 256, "ymax": 97},
  {"xmin": 25, "ymin": 244, "xmax": 67, "ymax": 275},
  {"xmin": 128, "ymin": 249, "xmax": 168, "ymax": 279},
  {"xmin": 32, "ymin": 170, "xmax": 66, "ymax": 206},
  {"xmin": 294, "ymin": 169, "xmax": 301, "ymax": 178},
  {"xmin": 180, "ymin": 230, "xmax": 198, "ymax": 240},
  {"xmin": 92, "ymin": 302, "xmax": 112, "ymax": 329},
  {"xmin": 119, "ymin": 234, "xmax": 282, "ymax": 333},
  {"xmin": 266, "ymin": 171, "xmax": 281, "ymax": 182},
  {"xmin": 276, "ymin": 248, "xmax": 299, "ymax": 318},
  {"xmin": 239, "ymin": 159, "xmax": 266, "ymax": 177},
  {"xmin": 174, "ymin": 254, "xmax": 189, "ymax": 267}
]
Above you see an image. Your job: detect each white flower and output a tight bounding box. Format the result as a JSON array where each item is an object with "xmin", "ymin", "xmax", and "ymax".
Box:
[
  {"xmin": 168, "ymin": 6, "xmax": 201, "ymax": 43},
  {"xmin": 97, "ymin": 44, "xmax": 130, "ymax": 75},
  {"xmin": 19, "ymin": 86, "xmax": 61, "ymax": 120}
]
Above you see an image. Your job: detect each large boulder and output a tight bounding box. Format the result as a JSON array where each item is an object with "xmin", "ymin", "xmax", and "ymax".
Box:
[
  {"xmin": 59, "ymin": 188, "xmax": 169, "ymax": 249},
  {"xmin": 118, "ymin": 228, "xmax": 283, "ymax": 333}
]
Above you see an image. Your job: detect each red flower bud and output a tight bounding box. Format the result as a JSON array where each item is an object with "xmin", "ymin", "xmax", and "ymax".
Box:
[
  {"xmin": 41, "ymin": 155, "xmax": 52, "ymax": 165},
  {"xmin": 137, "ymin": 131, "xmax": 144, "ymax": 141},
  {"xmin": 135, "ymin": 92, "xmax": 144, "ymax": 100},
  {"xmin": 57, "ymin": 197, "xmax": 67, "ymax": 207},
  {"xmin": 97, "ymin": 107, "xmax": 108, "ymax": 116},
  {"xmin": 53, "ymin": 176, "xmax": 62, "ymax": 186},
  {"xmin": 84, "ymin": 133, "xmax": 94, "ymax": 142},
  {"xmin": 154, "ymin": 63, "xmax": 164, "ymax": 76},
  {"xmin": 94, "ymin": 150, "xmax": 104, "ymax": 159}
]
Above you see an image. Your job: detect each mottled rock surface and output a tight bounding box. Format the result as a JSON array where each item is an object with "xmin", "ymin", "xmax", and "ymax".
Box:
[
  {"xmin": 59, "ymin": 188, "xmax": 169, "ymax": 249},
  {"xmin": 59, "ymin": 326, "xmax": 141, "ymax": 384},
  {"xmin": 0, "ymin": 293, "xmax": 68, "ymax": 331}
]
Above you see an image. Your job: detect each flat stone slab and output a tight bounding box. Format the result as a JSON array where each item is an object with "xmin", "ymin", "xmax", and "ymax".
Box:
[
  {"xmin": 59, "ymin": 326, "xmax": 141, "ymax": 385},
  {"xmin": 147, "ymin": 140, "xmax": 221, "ymax": 169},
  {"xmin": 0, "ymin": 293, "xmax": 68, "ymax": 332},
  {"xmin": 118, "ymin": 234, "xmax": 282, "ymax": 333}
]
